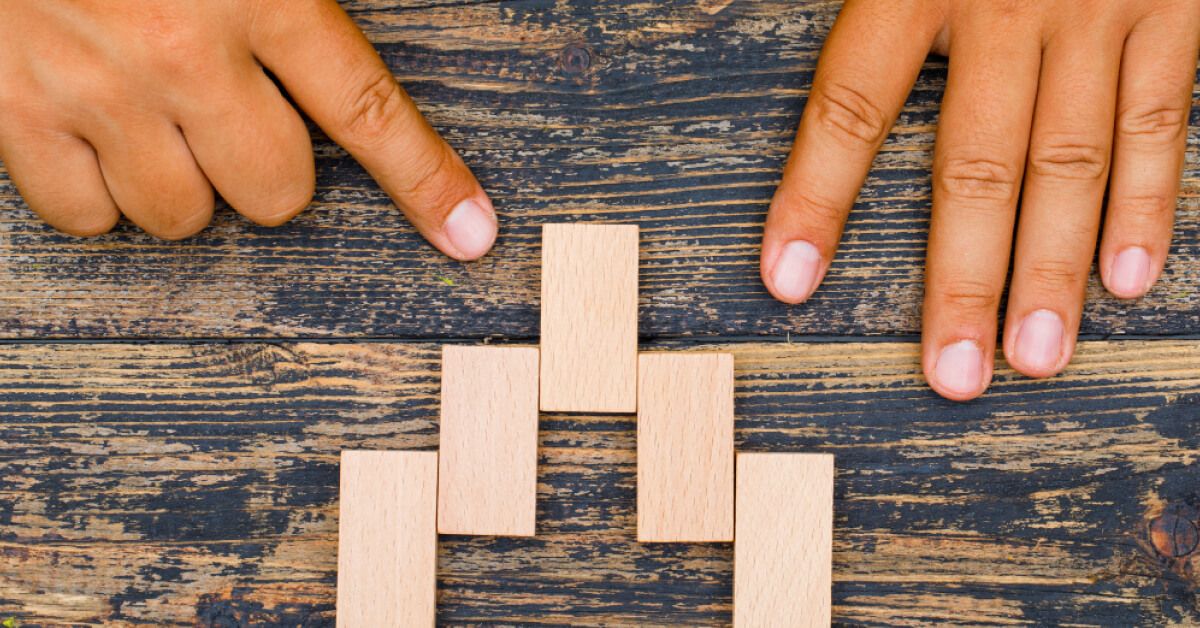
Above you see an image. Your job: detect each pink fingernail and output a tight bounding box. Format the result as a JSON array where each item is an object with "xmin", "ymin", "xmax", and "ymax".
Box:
[
  {"xmin": 769, "ymin": 240, "xmax": 823, "ymax": 302},
  {"xmin": 444, "ymin": 198, "xmax": 497, "ymax": 260},
  {"xmin": 1013, "ymin": 309, "xmax": 1064, "ymax": 374},
  {"xmin": 934, "ymin": 340, "xmax": 985, "ymax": 397},
  {"xmin": 1108, "ymin": 246, "xmax": 1151, "ymax": 299}
]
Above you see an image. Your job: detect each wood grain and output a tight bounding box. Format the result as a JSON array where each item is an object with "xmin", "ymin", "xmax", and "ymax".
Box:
[
  {"xmin": 540, "ymin": 224, "xmax": 639, "ymax": 413},
  {"xmin": 637, "ymin": 352, "xmax": 734, "ymax": 542},
  {"xmin": 0, "ymin": 0, "xmax": 1196, "ymax": 340},
  {"xmin": 734, "ymin": 452, "xmax": 833, "ymax": 627},
  {"xmin": 1, "ymin": 340, "xmax": 1198, "ymax": 625},
  {"xmin": 438, "ymin": 345, "xmax": 539, "ymax": 536},
  {"xmin": 337, "ymin": 450, "xmax": 437, "ymax": 627}
]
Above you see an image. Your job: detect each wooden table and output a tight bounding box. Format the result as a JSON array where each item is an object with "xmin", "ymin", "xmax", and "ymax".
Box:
[{"xmin": 2, "ymin": 1, "xmax": 1198, "ymax": 625}]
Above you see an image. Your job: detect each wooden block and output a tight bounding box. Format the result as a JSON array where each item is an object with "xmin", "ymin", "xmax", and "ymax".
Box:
[
  {"xmin": 539, "ymin": 223, "xmax": 639, "ymax": 413},
  {"xmin": 438, "ymin": 345, "xmax": 540, "ymax": 536},
  {"xmin": 337, "ymin": 450, "xmax": 438, "ymax": 628},
  {"xmin": 734, "ymin": 453, "xmax": 834, "ymax": 628},
  {"xmin": 636, "ymin": 352, "xmax": 734, "ymax": 542}
]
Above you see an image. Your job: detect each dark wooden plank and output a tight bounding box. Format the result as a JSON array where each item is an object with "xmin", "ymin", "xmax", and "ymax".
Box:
[
  {"xmin": 0, "ymin": 0, "xmax": 1197, "ymax": 339},
  {"xmin": 0, "ymin": 340, "xmax": 1197, "ymax": 625}
]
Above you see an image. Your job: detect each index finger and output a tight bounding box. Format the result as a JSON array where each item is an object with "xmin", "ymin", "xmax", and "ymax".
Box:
[
  {"xmin": 761, "ymin": 0, "xmax": 943, "ymax": 303},
  {"xmin": 249, "ymin": 0, "xmax": 496, "ymax": 261}
]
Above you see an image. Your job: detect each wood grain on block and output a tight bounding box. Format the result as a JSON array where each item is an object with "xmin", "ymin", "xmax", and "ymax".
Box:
[
  {"xmin": 438, "ymin": 345, "xmax": 540, "ymax": 536},
  {"xmin": 734, "ymin": 453, "xmax": 834, "ymax": 627},
  {"xmin": 540, "ymin": 223, "xmax": 639, "ymax": 413},
  {"xmin": 337, "ymin": 450, "xmax": 438, "ymax": 628},
  {"xmin": 637, "ymin": 352, "xmax": 734, "ymax": 542}
]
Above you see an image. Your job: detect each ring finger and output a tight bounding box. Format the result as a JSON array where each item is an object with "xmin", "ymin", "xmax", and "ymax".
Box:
[{"xmin": 91, "ymin": 117, "xmax": 214, "ymax": 240}]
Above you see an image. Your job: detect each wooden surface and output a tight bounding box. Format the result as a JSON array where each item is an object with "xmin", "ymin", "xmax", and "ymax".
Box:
[
  {"xmin": 0, "ymin": 341, "xmax": 1198, "ymax": 625},
  {"xmin": 637, "ymin": 352, "xmax": 735, "ymax": 542},
  {"xmin": 0, "ymin": 0, "xmax": 1195, "ymax": 343},
  {"xmin": 438, "ymin": 345, "xmax": 539, "ymax": 537},
  {"xmin": 539, "ymin": 224, "xmax": 639, "ymax": 413},
  {"xmin": 337, "ymin": 450, "xmax": 438, "ymax": 627},
  {"xmin": 734, "ymin": 453, "xmax": 834, "ymax": 628},
  {"xmin": 0, "ymin": 0, "xmax": 1198, "ymax": 625}
]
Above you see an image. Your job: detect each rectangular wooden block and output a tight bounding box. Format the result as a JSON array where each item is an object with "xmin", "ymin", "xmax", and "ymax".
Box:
[
  {"xmin": 438, "ymin": 345, "xmax": 540, "ymax": 536},
  {"xmin": 734, "ymin": 453, "xmax": 834, "ymax": 628},
  {"xmin": 539, "ymin": 223, "xmax": 639, "ymax": 413},
  {"xmin": 337, "ymin": 450, "xmax": 438, "ymax": 628},
  {"xmin": 636, "ymin": 352, "xmax": 734, "ymax": 542}
]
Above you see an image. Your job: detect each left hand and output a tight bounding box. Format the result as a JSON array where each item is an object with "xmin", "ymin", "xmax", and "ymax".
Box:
[{"xmin": 760, "ymin": 0, "xmax": 1200, "ymax": 400}]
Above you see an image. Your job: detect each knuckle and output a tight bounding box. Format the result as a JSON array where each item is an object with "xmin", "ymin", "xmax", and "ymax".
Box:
[
  {"xmin": 935, "ymin": 279, "xmax": 1002, "ymax": 314},
  {"xmin": 936, "ymin": 154, "xmax": 1020, "ymax": 203},
  {"xmin": 149, "ymin": 199, "xmax": 214, "ymax": 241},
  {"xmin": 1023, "ymin": 258, "xmax": 1085, "ymax": 292},
  {"xmin": 1117, "ymin": 102, "xmax": 1188, "ymax": 144},
  {"xmin": 338, "ymin": 70, "xmax": 410, "ymax": 145},
  {"xmin": 245, "ymin": 184, "xmax": 315, "ymax": 227},
  {"xmin": 397, "ymin": 139, "xmax": 457, "ymax": 199},
  {"xmin": 778, "ymin": 188, "xmax": 846, "ymax": 227},
  {"xmin": 1109, "ymin": 194, "xmax": 1176, "ymax": 222},
  {"xmin": 58, "ymin": 210, "xmax": 120, "ymax": 238},
  {"xmin": 987, "ymin": 0, "xmax": 1039, "ymax": 18},
  {"xmin": 1028, "ymin": 138, "xmax": 1109, "ymax": 181},
  {"xmin": 810, "ymin": 80, "xmax": 890, "ymax": 149},
  {"xmin": 137, "ymin": 16, "xmax": 211, "ymax": 79}
]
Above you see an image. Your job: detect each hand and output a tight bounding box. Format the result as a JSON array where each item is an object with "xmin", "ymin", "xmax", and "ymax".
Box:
[
  {"xmin": 0, "ymin": 0, "xmax": 497, "ymax": 260},
  {"xmin": 760, "ymin": 0, "xmax": 1200, "ymax": 400}
]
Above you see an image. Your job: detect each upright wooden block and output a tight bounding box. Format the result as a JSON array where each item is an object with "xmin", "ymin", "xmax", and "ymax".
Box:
[
  {"xmin": 438, "ymin": 345, "xmax": 540, "ymax": 536},
  {"xmin": 637, "ymin": 352, "xmax": 734, "ymax": 542},
  {"xmin": 337, "ymin": 450, "xmax": 438, "ymax": 628},
  {"xmin": 734, "ymin": 453, "xmax": 834, "ymax": 628},
  {"xmin": 539, "ymin": 223, "xmax": 639, "ymax": 413}
]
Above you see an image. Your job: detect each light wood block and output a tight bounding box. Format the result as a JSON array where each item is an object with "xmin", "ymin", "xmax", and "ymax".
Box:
[
  {"xmin": 438, "ymin": 345, "xmax": 540, "ymax": 536},
  {"xmin": 337, "ymin": 450, "xmax": 438, "ymax": 628},
  {"xmin": 539, "ymin": 223, "xmax": 639, "ymax": 413},
  {"xmin": 636, "ymin": 352, "xmax": 734, "ymax": 542},
  {"xmin": 734, "ymin": 452, "xmax": 834, "ymax": 628}
]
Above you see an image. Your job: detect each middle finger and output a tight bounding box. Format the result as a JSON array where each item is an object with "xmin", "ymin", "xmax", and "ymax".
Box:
[
  {"xmin": 1003, "ymin": 17, "xmax": 1127, "ymax": 378},
  {"xmin": 922, "ymin": 6, "xmax": 1042, "ymax": 400}
]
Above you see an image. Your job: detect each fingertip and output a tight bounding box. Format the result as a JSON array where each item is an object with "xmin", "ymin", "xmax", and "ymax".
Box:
[
  {"xmin": 1102, "ymin": 245, "xmax": 1156, "ymax": 300},
  {"xmin": 1004, "ymin": 309, "xmax": 1072, "ymax": 379},
  {"xmin": 925, "ymin": 339, "xmax": 991, "ymax": 402},
  {"xmin": 761, "ymin": 239, "xmax": 826, "ymax": 304},
  {"xmin": 441, "ymin": 195, "xmax": 497, "ymax": 261}
]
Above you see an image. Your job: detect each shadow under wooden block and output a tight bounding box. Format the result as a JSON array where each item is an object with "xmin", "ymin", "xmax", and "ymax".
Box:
[
  {"xmin": 637, "ymin": 352, "xmax": 735, "ymax": 542},
  {"xmin": 438, "ymin": 345, "xmax": 540, "ymax": 536},
  {"xmin": 337, "ymin": 450, "xmax": 438, "ymax": 628},
  {"xmin": 734, "ymin": 452, "xmax": 834, "ymax": 628},
  {"xmin": 540, "ymin": 223, "xmax": 639, "ymax": 413}
]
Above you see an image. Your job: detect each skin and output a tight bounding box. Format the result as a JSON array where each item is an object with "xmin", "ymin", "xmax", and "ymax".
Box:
[
  {"xmin": 0, "ymin": 0, "xmax": 497, "ymax": 259},
  {"xmin": 761, "ymin": 0, "xmax": 1200, "ymax": 400},
  {"xmin": 1, "ymin": 1, "xmax": 1196, "ymax": 400}
]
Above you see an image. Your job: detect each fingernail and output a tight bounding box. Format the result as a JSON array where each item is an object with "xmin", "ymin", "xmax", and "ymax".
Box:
[
  {"xmin": 444, "ymin": 198, "xmax": 497, "ymax": 260},
  {"xmin": 934, "ymin": 340, "xmax": 985, "ymax": 397},
  {"xmin": 770, "ymin": 240, "xmax": 823, "ymax": 302},
  {"xmin": 1013, "ymin": 309, "xmax": 1064, "ymax": 373},
  {"xmin": 1109, "ymin": 246, "xmax": 1151, "ymax": 298}
]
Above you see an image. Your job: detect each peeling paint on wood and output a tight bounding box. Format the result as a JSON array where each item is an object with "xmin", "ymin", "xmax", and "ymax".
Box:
[
  {"xmin": 0, "ymin": 340, "xmax": 1197, "ymax": 624},
  {"xmin": 0, "ymin": 0, "xmax": 1196, "ymax": 339}
]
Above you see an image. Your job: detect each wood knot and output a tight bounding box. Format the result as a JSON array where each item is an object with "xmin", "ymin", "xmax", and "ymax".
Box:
[
  {"xmin": 559, "ymin": 44, "xmax": 591, "ymax": 76},
  {"xmin": 1149, "ymin": 505, "xmax": 1199, "ymax": 559}
]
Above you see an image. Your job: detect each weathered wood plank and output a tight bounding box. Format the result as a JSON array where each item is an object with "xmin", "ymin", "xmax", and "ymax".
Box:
[
  {"xmin": 0, "ymin": 0, "xmax": 1197, "ymax": 339},
  {"xmin": 0, "ymin": 340, "xmax": 1197, "ymax": 625}
]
